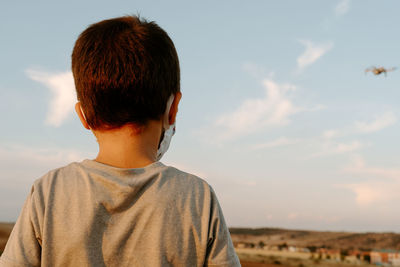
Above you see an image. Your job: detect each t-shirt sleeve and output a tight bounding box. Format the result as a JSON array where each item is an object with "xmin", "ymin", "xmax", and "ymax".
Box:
[
  {"xmin": 205, "ymin": 186, "xmax": 241, "ymax": 267},
  {"xmin": 0, "ymin": 185, "xmax": 42, "ymax": 267}
]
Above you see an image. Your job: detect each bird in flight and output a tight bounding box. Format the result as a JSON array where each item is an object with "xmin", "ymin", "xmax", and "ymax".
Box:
[{"xmin": 365, "ymin": 66, "xmax": 396, "ymax": 76}]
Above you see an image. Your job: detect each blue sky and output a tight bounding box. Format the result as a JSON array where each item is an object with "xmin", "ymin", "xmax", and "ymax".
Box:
[{"xmin": 2, "ymin": 0, "xmax": 400, "ymax": 232}]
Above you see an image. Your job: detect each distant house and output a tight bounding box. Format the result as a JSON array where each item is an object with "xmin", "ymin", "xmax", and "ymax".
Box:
[
  {"xmin": 371, "ymin": 250, "xmax": 400, "ymax": 266},
  {"xmin": 316, "ymin": 248, "xmax": 341, "ymax": 261},
  {"xmin": 344, "ymin": 250, "xmax": 371, "ymax": 264},
  {"xmin": 233, "ymin": 241, "xmax": 245, "ymax": 248},
  {"xmin": 233, "ymin": 241, "xmax": 255, "ymax": 249}
]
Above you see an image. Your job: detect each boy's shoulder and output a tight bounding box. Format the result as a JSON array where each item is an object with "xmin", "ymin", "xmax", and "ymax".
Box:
[
  {"xmin": 160, "ymin": 164, "xmax": 214, "ymax": 196},
  {"xmin": 33, "ymin": 160, "xmax": 212, "ymax": 195},
  {"xmin": 162, "ymin": 164, "xmax": 210, "ymax": 186},
  {"xmin": 32, "ymin": 160, "xmax": 85, "ymax": 186}
]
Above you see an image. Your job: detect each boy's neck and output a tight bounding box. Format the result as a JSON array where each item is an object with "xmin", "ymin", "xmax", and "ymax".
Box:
[{"xmin": 93, "ymin": 120, "xmax": 162, "ymax": 169}]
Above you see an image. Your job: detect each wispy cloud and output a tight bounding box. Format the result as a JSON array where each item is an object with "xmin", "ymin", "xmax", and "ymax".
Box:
[
  {"xmin": 297, "ymin": 40, "xmax": 333, "ymax": 71},
  {"xmin": 242, "ymin": 62, "xmax": 275, "ymax": 79},
  {"xmin": 211, "ymin": 79, "xmax": 300, "ymax": 141},
  {"xmin": 345, "ymin": 156, "xmax": 400, "ymax": 180},
  {"xmin": 321, "ymin": 112, "xmax": 397, "ymax": 140},
  {"xmin": 311, "ymin": 140, "xmax": 365, "ymax": 158},
  {"xmin": 343, "ymin": 183, "xmax": 390, "ymax": 206},
  {"xmin": 340, "ymin": 156, "xmax": 400, "ymax": 206},
  {"xmin": 251, "ymin": 137, "xmax": 300, "ymax": 150},
  {"xmin": 355, "ymin": 112, "xmax": 396, "ymax": 133},
  {"xmin": 26, "ymin": 69, "xmax": 76, "ymax": 127},
  {"xmin": 332, "ymin": 141, "xmax": 364, "ymax": 154},
  {"xmin": 335, "ymin": 0, "xmax": 351, "ymax": 16},
  {"xmin": 323, "ymin": 129, "xmax": 340, "ymax": 139}
]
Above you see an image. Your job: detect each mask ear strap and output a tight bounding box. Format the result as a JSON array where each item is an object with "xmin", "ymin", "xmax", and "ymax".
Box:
[
  {"xmin": 80, "ymin": 106, "xmax": 89, "ymax": 127},
  {"xmin": 163, "ymin": 95, "xmax": 175, "ymax": 129}
]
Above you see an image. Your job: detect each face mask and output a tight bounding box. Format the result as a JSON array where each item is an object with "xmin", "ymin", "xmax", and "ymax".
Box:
[
  {"xmin": 156, "ymin": 95, "xmax": 176, "ymax": 161},
  {"xmin": 156, "ymin": 123, "xmax": 176, "ymax": 161}
]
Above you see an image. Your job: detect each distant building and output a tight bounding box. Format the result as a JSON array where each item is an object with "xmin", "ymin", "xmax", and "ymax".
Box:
[
  {"xmin": 347, "ymin": 250, "xmax": 371, "ymax": 262},
  {"xmin": 317, "ymin": 248, "xmax": 341, "ymax": 261},
  {"xmin": 233, "ymin": 241, "xmax": 255, "ymax": 249},
  {"xmin": 371, "ymin": 250, "xmax": 400, "ymax": 266}
]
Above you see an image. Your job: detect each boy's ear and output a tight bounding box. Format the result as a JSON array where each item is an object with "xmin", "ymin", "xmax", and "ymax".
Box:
[
  {"xmin": 169, "ymin": 92, "xmax": 182, "ymax": 125},
  {"xmin": 75, "ymin": 102, "xmax": 91, "ymax": 130}
]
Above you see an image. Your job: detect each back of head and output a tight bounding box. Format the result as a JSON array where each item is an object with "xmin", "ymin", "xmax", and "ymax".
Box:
[{"xmin": 72, "ymin": 16, "xmax": 180, "ymax": 130}]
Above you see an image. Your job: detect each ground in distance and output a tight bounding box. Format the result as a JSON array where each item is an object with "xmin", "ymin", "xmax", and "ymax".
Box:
[
  {"xmin": 230, "ymin": 227, "xmax": 400, "ymax": 251},
  {"xmin": 231, "ymin": 227, "xmax": 400, "ymax": 267}
]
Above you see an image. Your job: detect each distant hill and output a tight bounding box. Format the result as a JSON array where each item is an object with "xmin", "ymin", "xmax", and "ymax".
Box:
[{"xmin": 229, "ymin": 227, "xmax": 400, "ymax": 251}]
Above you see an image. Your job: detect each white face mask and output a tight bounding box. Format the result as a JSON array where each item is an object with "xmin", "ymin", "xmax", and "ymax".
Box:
[{"xmin": 156, "ymin": 95, "xmax": 176, "ymax": 161}]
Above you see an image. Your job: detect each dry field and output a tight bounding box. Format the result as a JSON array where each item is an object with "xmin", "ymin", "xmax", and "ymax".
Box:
[{"xmin": 230, "ymin": 227, "xmax": 399, "ymax": 267}]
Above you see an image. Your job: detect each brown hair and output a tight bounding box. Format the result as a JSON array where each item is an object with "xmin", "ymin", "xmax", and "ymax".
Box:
[{"xmin": 72, "ymin": 15, "xmax": 180, "ymax": 130}]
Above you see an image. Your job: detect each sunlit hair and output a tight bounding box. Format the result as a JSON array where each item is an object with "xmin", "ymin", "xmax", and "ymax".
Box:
[{"xmin": 71, "ymin": 15, "xmax": 180, "ymax": 130}]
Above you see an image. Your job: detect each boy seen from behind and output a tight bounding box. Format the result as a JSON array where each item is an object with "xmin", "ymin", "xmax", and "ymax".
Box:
[{"xmin": 0, "ymin": 16, "xmax": 240, "ymax": 267}]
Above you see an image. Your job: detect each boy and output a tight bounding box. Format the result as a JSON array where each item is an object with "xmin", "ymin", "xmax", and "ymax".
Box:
[{"xmin": 0, "ymin": 16, "xmax": 240, "ymax": 266}]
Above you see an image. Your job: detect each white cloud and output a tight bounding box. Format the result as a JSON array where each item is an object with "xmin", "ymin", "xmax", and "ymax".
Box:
[
  {"xmin": 311, "ymin": 140, "xmax": 364, "ymax": 158},
  {"xmin": 320, "ymin": 112, "xmax": 396, "ymax": 141},
  {"xmin": 333, "ymin": 141, "xmax": 363, "ymax": 154},
  {"xmin": 297, "ymin": 40, "xmax": 333, "ymax": 71},
  {"xmin": 242, "ymin": 62, "xmax": 275, "ymax": 79},
  {"xmin": 212, "ymin": 79, "xmax": 300, "ymax": 141},
  {"xmin": 306, "ymin": 104, "xmax": 326, "ymax": 112},
  {"xmin": 341, "ymin": 156, "xmax": 400, "ymax": 206},
  {"xmin": 345, "ymin": 156, "xmax": 400, "ymax": 180},
  {"xmin": 343, "ymin": 183, "xmax": 389, "ymax": 206},
  {"xmin": 323, "ymin": 129, "xmax": 340, "ymax": 139},
  {"xmin": 335, "ymin": 0, "xmax": 351, "ymax": 16},
  {"xmin": 355, "ymin": 112, "xmax": 396, "ymax": 133},
  {"xmin": 251, "ymin": 137, "xmax": 300, "ymax": 150},
  {"xmin": 26, "ymin": 69, "xmax": 76, "ymax": 127}
]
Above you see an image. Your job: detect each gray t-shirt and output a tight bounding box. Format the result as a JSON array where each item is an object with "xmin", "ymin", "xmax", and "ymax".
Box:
[{"xmin": 0, "ymin": 160, "xmax": 240, "ymax": 267}]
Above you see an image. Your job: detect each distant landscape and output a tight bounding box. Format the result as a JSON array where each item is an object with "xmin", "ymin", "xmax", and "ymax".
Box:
[
  {"xmin": 230, "ymin": 227, "xmax": 400, "ymax": 251},
  {"xmin": 2, "ymin": 223, "xmax": 400, "ymax": 266},
  {"xmin": 231, "ymin": 227, "xmax": 400, "ymax": 267}
]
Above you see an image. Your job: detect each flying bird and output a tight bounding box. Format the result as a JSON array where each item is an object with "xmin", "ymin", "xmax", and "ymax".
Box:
[{"xmin": 365, "ymin": 66, "xmax": 396, "ymax": 76}]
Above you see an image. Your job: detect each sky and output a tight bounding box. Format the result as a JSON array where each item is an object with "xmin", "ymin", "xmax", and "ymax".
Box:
[{"xmin": 1, "ymin": 0, "xmax": 400, "ymax": 232}]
